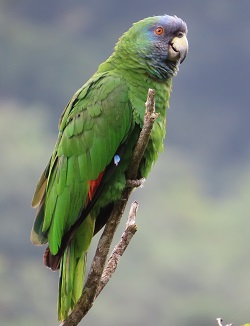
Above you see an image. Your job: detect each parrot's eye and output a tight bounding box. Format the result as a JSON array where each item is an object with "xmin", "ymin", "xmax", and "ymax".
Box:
[{"xmin": 154, "ymin": 27, "xmax": 164, "ymax": 35}]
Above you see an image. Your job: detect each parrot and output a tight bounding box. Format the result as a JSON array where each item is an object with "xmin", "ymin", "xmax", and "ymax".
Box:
[{"xmin": 31, "ymin": 14, "xmax": 188, "ymax": 320}]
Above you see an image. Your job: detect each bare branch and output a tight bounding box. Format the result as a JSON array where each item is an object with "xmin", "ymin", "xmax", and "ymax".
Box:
[
  {"xmin": 60, "ymin": 89, "xmax": 156, "ymax": 326},
  {"xmin": 127, "ymin": 88, "xmax": 158, "ymax": 180},
  {"xmin": 216, "ymin": 318, "xmax": 233, "ymax": 326},
  {"xmin": 95, "ymin": 201, "xmax": 138, "ymax": 298},
  {"xmin": 60, "ymin": 197, "xmax": 130, "ymax": 326}
]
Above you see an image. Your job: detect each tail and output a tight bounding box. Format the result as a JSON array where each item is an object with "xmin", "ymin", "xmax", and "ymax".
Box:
[
  {"xmin": 58, "ymin": 241, "xmax": 86, "ymax": 321},
  {"xmin": 57, "ymin": 215, "xmax": 95, "ymax": 321}
]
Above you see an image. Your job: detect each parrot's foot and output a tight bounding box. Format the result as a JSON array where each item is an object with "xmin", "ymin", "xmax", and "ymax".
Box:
[{"xmin": 126, "ymin": 177, "xmax": 145, "ymax": 188}]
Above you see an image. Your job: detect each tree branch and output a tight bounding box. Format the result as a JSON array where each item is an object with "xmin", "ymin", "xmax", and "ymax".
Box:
[
  {"xmin": 216, "ymin": 318, "xmax": 233, "ymax": 326},
  {"xmin": 95, "ymin": 201, "xmax": 138, "ymax": 298},
  {"xmin": 127, "ymin": 88, "xmax": 158, "ymax": 180},
  {"xmin": 60, "ymin": 89, "xmax": 157, "ymax": 326}
]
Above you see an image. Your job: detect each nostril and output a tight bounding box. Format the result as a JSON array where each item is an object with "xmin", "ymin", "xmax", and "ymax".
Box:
[{"xmin": 176, "ymin": 31, "xmax": 184, "ymax": 38}]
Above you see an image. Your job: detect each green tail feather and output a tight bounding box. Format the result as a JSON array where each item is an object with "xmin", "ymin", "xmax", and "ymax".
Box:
[
  {"xmin": 58, "ymin": 244, "xmax": 86, "ymax": 320},
  {"xmin": 57, "ymin": 215, "xmax": 95, "ymax": 321}
]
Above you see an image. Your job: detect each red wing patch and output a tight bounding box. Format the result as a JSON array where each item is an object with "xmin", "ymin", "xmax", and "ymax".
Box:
[{"xmin": 87, "ymin": 171, "xmax": 104, "ymax": 204}]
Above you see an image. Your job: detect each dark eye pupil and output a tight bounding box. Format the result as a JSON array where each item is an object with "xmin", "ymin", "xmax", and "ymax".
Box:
[{"xmin": 155, "ymin": 27, "xmax": 163, "ymax": 34}]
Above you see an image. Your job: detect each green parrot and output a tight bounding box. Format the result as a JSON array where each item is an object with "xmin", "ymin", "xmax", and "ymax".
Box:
[{"xmin": 31, "ymin": 15, "xmax": 188, "ymax": 320}]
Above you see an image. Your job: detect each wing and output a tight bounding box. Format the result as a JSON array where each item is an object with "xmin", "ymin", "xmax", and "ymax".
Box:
[{"xmin": 31, "ymin": 72, "xmax": 133, "ymax": 255}]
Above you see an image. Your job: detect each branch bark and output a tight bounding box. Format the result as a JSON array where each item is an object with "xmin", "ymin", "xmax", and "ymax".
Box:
[
  {"xmin": 216, "ymin": 318, "xmax": 233, "ymax": 326},
  {"xmin": 95, "ymin": 200, "xmax": 138, "ymax": 298},
  {"xmin": 60, "ymin": 89, "xmax": 157, "ymax": 326},
  {"xmin": 127, "ymin": 88, "xmax": 158, "ymax": 180}
]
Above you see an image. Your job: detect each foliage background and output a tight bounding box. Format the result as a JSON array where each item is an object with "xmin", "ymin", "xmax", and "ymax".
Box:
[{"xmin": 1, "ymin": 1, "xmax": 250, "ymax": 325}]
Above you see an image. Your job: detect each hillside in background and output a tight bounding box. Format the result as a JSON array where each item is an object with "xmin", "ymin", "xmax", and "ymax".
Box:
[{"xmin": 1, "ymin": 1, "xmax": 250, "ymax": 325}]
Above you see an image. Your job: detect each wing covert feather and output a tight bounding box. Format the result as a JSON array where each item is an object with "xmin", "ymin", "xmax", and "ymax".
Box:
[{"xmin": 41, "ymin": 72, "xmax": 133, "ymax": 254}]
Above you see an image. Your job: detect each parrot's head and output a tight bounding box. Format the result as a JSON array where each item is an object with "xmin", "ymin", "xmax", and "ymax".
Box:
[{"xmin": 114, "ymin": 15, "xmax": 188, "ymax": 79}]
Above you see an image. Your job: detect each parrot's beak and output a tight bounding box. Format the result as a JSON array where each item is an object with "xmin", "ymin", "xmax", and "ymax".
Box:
[{"xmin": 168, "ymin": 34, "xmax": 188, "ymax": 63}]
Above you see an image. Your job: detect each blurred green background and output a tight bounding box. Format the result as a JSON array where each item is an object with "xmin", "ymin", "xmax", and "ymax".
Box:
[{"xmin": 1, "ymin": 0, "xmax": 250, "ymax": 325}]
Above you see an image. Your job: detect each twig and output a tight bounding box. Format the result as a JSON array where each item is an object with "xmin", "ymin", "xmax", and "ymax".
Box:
[
  {"xmin": 127, "ymin": 88, "xmax": 158, "ymax": 180},
  {"xmin": 60, "ymin": 89, "xmax": 157, "ymax": 326},
  {"xmin": 95, "ymin": 201, "xmax": 138, "ymax": 298},
  {"xmin": 216, "ymin": 318, "xmax": 233, "ymax": 326}
]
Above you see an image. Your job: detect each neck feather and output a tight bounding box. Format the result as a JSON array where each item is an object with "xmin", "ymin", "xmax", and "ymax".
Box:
[{"xmin": 108, "ymin": 40, "xmax": 179, "ymax": 80}]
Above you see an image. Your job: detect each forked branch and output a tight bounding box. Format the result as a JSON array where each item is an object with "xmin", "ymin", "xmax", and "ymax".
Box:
[{"xmin": 60, "ymin": 89, "xmax": 157, "ymax": 326}]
